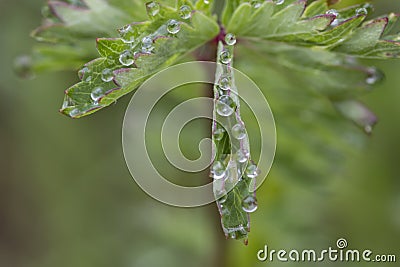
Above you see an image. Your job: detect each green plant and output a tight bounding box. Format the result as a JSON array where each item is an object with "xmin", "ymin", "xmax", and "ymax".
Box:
[{"xmin": 17, "ymin": 0, "xmax": 400, "ymax": 243}]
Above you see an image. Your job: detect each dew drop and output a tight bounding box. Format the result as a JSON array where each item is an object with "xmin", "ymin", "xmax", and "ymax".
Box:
[
  {"xmin": 101, "ymin": 68, "xmax": 113, "ymax": 82},
  {"xmin": 78, "ymin": 67, "xmax": 90, "ymax": 80},
  {"xmin": 70, "ymin": 108, "xmax": 80, "ymax": 117},
  {"xmin": 62, "ymin": 96, "xmax": 74, "ymax": 109},
  {"xmin": 251, "ymin": 0, "xmax": 261, "ymax": 9},
  {"xmin": 141, "ymin": 36, "xmax": 154, "ymax": 53},
  {"xmin": 213, "ymin": 128, "xmax": 225, "ymax": 141},
  {"xmin": 14, "ymin": 55, "xmax": 34, "ymax": 79},
  {"xmin": 232, "ymin": 124, "xmax": 246, "ymax": 140},
  {"xmin": 326, "ymin": 9, "xmax": 338, "ymax": 16},
  {"xmin": 220, "ymin": 205, "xmax": 230, "ymax": 216},
  {"xmin": 326, "ymin": 9, "xmax": 340, "ymax": 26},
  {"xmin": 146, "ymin": 1, "xmax": 160, "ymax": 17},
  {"xmin": 167, "ymin": 19, "xmax": 181, "ymax": 34},
  {"xmin": 216, "ymin": 95, "xmax": 235, "ymax": 117},
  {"xmin": 211, "ymin": 161, "xmax": 226, "ymax": 179},
  {"xmin": 274, "ymin": 0, "xmax": 284, "ymax": 5},
  {"xmin": 364, "ymin": 124, "xmax": 373, "ymax": 135},
  {"xmin": 119, "ymin": 50, "xmax": 134, "ymax": 66},
  {"xmin": 225, "ymin": 33, "xmax": 237, "ymax": 46},
  {"xmin": 218, "ymin": 75, "xmax": 231, "ymax": 90},
  {"xmin": 142, "ymin": 36, "xmax": 153, "ymax": 47},
  {"xmin": 366, "ymin": 67, "xmax": 383, "ymax": 85},
  {"xmin": 246, "ymin": 163, "xmax": 259, "ymax": 178},
  {"xmin": 242, "ymin": 195, "xmax": 258, "ymax": 213},
  {"xmin": 224, "ymin": 225, "xmax": 247, "ymax": 239},
  {"xmin": 220, "ymin": 50, "xmax": 232, "ymax": 64},
  {"xmin": 230, "ymin": 232, "xmax": 236, "ymax": 239},
  {"xmin": 236, "ymin": 150, "xmax": 249, "ymax": 163},
  {"xmin": 356, "ymin": 7, "xmax": 368, "ymax": 16},
  {"xmin": 179, "ymin": 5, "xmax": 192, "ymax": 19},
  {"xmin": 118, "ymin": 25, "xmax": 135, "ymax": 43},
  {"xmin": 90, "ymin": 87, "xmax": 104, "ymax": 103},
  {"xmin": 216, "ymin": 189, "xmax": 228, "ymax": 203}
]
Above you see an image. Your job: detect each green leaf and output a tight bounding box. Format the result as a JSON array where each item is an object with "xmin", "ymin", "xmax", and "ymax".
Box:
[
  {"xmin": 221, "ymin": 0, "xmax": 242, "ymax": 26},
  {"xmin": 27, "ymin": 0, "xmax": 181, "ymax": 73},
  {"xmin": 334, "ymin": 100, "xmax": 378, "ymax": 134},
  {"xmin": 334, "ymin": 18, "xmax": 388, "ymax": 54},
  {"xmin": 224, "ymin": 1, "xmax": 400, "ymax": 59},
  {"xmin": 211, "ymin": 42, "xmax": 258, "ymax": 243},
  {"xmin": 302, "ymin": 0, "xmax": 328, "ymax": 18},
  {"xmin": 61, "ymin": 7, "xmax": 219, "ymax": 118},
  {"xmin": 238, "ymin": 38, "xmax": 383, "ymax": 140}
]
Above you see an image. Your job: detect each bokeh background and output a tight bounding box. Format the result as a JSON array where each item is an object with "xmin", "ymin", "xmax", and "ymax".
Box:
[{"xmin": 1, "ymin": 0, "xmax": 399, "ymax": 266}]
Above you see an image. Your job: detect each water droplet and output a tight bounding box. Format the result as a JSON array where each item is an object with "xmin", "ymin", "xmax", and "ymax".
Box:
[
  {"xmin": 203, "ymin": 0, "xmax": 210, "ymax": 4},
  {"xmin": 220, "ymin": 50, "xmax": 232, "ymax": 64},
  {"xmin": 225, "ymin": 33, "xmax": 237, "ymax": 46},
  {"xmin": 213, "ymin": 128, "xmax": 225, "ymax": 141},
  {"xmin": 101, "ymin": 68, "xmax": 113, "ymax": 82},
  {"xmin": 326, "ymin": 9, "xmax": 338, "ymax": 16},
  {"xmin": 211, "ymin": 161, "xmax": 226, "ymax": 179},
  {"xmin": 90, "ymin": 87, "xmax": 105, "ymax": 103},
  {"xmin": 326, "ymin": 9, "xmax": 340, "ymax": 26},
  {"xmin": 236, "ymin": 150, "xmax": 249, "ymax": 163},
  {"xmin": 70, "ymin": 108, "xmax": 80, "ymax": 117},
  {"xmin": 229, "ymin": 232, "xmax": 236, "ymax": 239},
  {"xmin": 78, "ymin": 67, "xmax": 90, "ymax": 80},
  {"xmin": 119, "ymin": 50, "xmax": 134, "ymax": 66},
  {"xmin": 142, "ymin": 36, "xmax": 153, "ymax": 47},
  {"xmin": 62, "ymin": 96, "xmax": 74, "ymax": 109},
  {"xmin": 251, "ymin": 1, "xmax": 261, "ymax": 9},
  {"xmin": 216, "ymin": 189, "xmax": 228, "ymax": 203},
  {"xmin": 85, "ymin": 75, "xmax": 92, "ymax": 82},
  {"xmin": 242, "ymin": 195, "xmax": 258, "ymax": 213},
  {"xmin": 146, "ymin": 1, "xmax": 160, "ymax": 17},
  {"xmin": 246, "ymin": 163, "xmax": 259, "ymax": 178},
  {"xmin": 216, "ymin": 95, "xmax": 235, "ymax": 117},
  {"xmin": 141, "ymin": 36, "xmax": 154, "ymax": 53},
  {"xmin": 218, "ymin": 75, "xmax": 231, "ymax": 90},
  {"xmin": 220, "ymin": 205, "xmax": 230, "ymax": 216},
  {"xmin": 78, "ymin": 68, "xmax": 86, "ymax": 79},
  {"xmin": 232, "ymin": 124, "xmax": 246, "ymax": 140},
  {"xmin": 14, "ymin": 55, "xmax": 34, "ymax": 79},
  {"xmin": 364, "ymin": 124, "xmax": 373, "ymax": 134},
  {"xmin": 167, "ymin": 19, "xmax": 181, "ymax": 34},
  {"xmin": 223, "ymin": 225, "xmax": 247, "ymax": 239},
  {"xmin": 356, "ymin": 7, "xmax": 368, "ymax": 16},
  {"xmin": 118, "ymin": 25, "xmax": 135, "ymax": 44},
  {"xmin": 179, "ymin": 5, "xmax": 192, "ymax": 19},
  {"xmin": 274, "ymin": 0, "xmax": 284, "ymax": 5},
  {"xmin": 366, "ymin": 67, "xmax": 383, "ymax": 85}
]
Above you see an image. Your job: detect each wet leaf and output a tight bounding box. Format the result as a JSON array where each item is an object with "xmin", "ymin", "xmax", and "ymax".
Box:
[{"xmin": 60, "ymin": 5, "xmax": 219, "ymax": 118}]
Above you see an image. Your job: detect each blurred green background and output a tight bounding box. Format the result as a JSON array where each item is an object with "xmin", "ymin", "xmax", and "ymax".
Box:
[{"xmin": 1, "ymin": 1, "xmax": 399, "ymax": 266}]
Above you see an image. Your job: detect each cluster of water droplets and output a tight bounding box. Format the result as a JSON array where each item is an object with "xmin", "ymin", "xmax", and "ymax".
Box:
[
  {"xmin": 116, "ymin": 1, "xmax": 192, "ymax": 66},
  {"xmin": 326, "ymin": 4, "xmax": 370, "ymax": 27},
  {"xmin": 64, "ymin": 2, "xmax": 194, "ymax": 117},
  {"xmin": 211, "ymin": 36, "xmax": 260, "ymax": 240}
]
